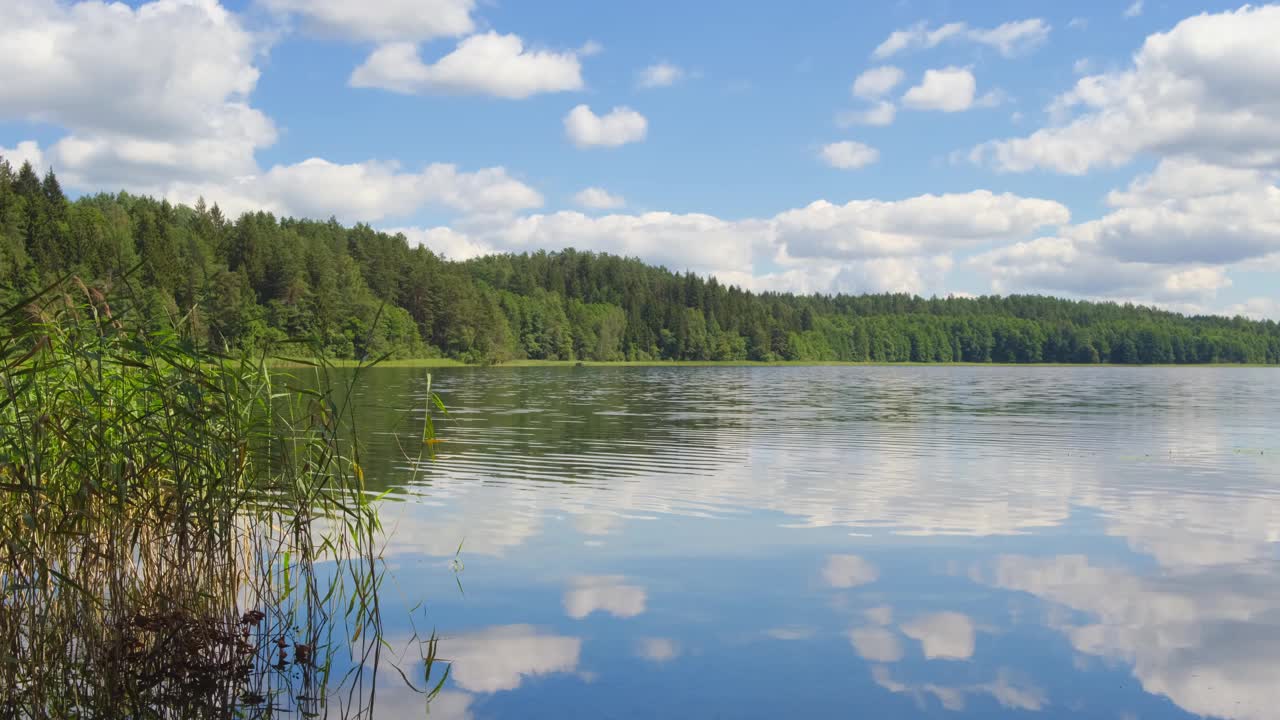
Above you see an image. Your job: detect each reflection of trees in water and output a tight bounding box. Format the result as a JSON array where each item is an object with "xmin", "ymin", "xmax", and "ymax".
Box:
[
  {"xmin": 344, "ymin": 367, "xmax": 1278, "ymax": 555},
  {"xmin": 308, "ymin": 365, "xmax": 1280, "ymax": 720}
]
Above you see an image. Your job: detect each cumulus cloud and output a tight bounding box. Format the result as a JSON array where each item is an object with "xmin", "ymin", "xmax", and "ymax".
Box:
[
  {"xmin": 0, "ymin": 141, "xmax": 43, "ymax": 170},
  {"xmin": 564, "ymin": 105, "xmax": 648, "ymax": 148},
  {"xmin": 350, "ymin": 32, "xmax": 584, "ymax": 99},
  {"xmin": 391, "ymin": 189, "xmax": 1065, "ymax": 296},
  {"xmin": 1124, "ymin": 0, "xmax": 1144, "ymax": 18},
  {"xmin": 443, "ymin": 625, "xmax": 581, "ymax": 693},
  {"xmin": 458, "ymin": 210, "xmax": 767, "ymax": 275},
  {"xmin": 873, "ymin": 19, "xmax": 1050, "ymax": 59},
  {"xmin": 963, "ymin": 157, "xmax": 1277, "ymax": 304},
  {"xmin": 969, "ymin": 236, "xmax": 1234, "ymax": 306},
  {"xmin": 637, "ymin": 62, "xmax": 685, "ymax": 88},
  {"xmin": 717, "ymin": 255, "xmax": 954, "ymax": 297},
  {"xmin": 261, "ymin": 0, "xmax": 475, "ymax": 42},
  {"xmin": 164, "ymin": 158, "xmax": 543, "ymax": 222},
  {"xmin": 837, "ymin": 101, "xmax": 897, "ymax": 128},
  {"xmin": 968, "ymin": 157, "xmax": 1278, "ymax": 301},
  {"xmin": 393, "ymin": 226, "xmax": 494, "ymax": 261},
  {"xmin": 1224, "ymin": 297, "xmax": 1280, "ymax": 321},
  {"xmin": 774, "ymin": 191, "xmax": 1068, "ymax": 260},
  {"xmin": 573, "ymin": 187, "xmax": 626, "ymax": 210},
  {"xmin": 823, "ymin": 555, "xmax": 879, "ymax": 588},
  {"xmin": 563, "ymin": 576, "xmax": 647, "ymax": 619},
  {"xmin": 1088, "ymin": 159, "xmax": 1280, "ymax": 265},
  {"xmin": 901, "ymin": 612, "xmax": 976, "ymax": 660},
  {"xmin": 972, "ymin": 6, "xmax": 1280, "ymax": 175},
  {"xmin": 853, "ymin": 66, "xmax": 904, "ymax": 99},
  {"xmin": 902, "ymin": 67, "xmax": 977, "ymax": 112},
  {"xmin": 820, "ymin": 141, "xmax": 879, "ymax": 169},
  {"xmin": 0, "ymin": 0, "xmax": 274, "ymax": 188}
]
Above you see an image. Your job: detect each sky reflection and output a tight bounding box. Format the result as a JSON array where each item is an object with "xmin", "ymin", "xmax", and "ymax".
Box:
[{"xmin": 339, "ymin": 366, "xmax": 1280, "ymax": 719}]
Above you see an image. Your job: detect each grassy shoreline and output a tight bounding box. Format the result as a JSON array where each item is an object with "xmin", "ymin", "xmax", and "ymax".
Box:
[
  {"xmin": 2, "ymin": 287, "xmax": 446, "ymax": 716},
  {"xmin": 268, "ymin": 358, "xmax": 1278, "ymax": 369}
]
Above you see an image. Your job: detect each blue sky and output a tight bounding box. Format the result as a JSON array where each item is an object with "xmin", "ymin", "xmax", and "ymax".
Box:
[{"xmin": 1, "ymin": 0, "xmax": 1277, "ymax": 318}]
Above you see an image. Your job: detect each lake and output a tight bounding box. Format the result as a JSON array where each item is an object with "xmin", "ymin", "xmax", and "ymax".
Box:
[{"xmin": 340, "ymin": 366, "xmax": 1280, "ymax": 719}]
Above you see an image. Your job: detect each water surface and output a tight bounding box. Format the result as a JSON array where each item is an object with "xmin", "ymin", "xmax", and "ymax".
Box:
[{"xmin": 344, "ymin": 366, "xmax": 1279, "ymax": 719}]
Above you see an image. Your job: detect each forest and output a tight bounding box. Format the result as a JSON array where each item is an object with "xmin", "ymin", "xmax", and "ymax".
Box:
[{"xmin": 3, "ymin": 156, "xmax": 1278, "ymax": 365}]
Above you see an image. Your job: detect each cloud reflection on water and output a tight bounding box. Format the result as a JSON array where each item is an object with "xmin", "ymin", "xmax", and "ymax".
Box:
[{"xmin": 352, "ymin": 367, "xmax": 1280, "ymax": 718}]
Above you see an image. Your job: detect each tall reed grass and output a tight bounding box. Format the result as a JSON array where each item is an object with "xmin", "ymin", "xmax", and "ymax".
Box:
[{"xmin": 0, "ymin": 280, "xmax": 444, "ymax": 718}]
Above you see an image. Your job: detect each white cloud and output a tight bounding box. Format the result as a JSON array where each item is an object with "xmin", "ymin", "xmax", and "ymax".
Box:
[
  {"xmin": 873, "ymin": 19, "xmax": 1050, "ymax": 59},
  {"xmin": 873, "ymin": 21, "xmax": 966, "ymax": 58},
  {"xmin": 636, "ymin": 637, "xmax": 681, "ymax": 662},
  {"xmin": 0, "ymin": 141, "xmax": 43, "ymax": 171},
  {"xmin": 394, "ymin": 226, "xmax": 493, "ymax": 261},
  {"xmin": 837, "ymin": 101, "xmax": 896, "ymax": 128},
  {"xmin": 443, "ymin": 625, "xmax": 580, "ymax": 693},
  {"xmin": 849, "ymin": 626, "xmax": 904, "ymax": 662},
  {"xmin": 395, "ymin": 188, "xmax": 1065, "ymax": 296},
  {"xmin": 563, "ymin": 575, "xmax": 647, "ymax": 619},
  {"xmin": 164, "ymin": 158, "xmax": 543, "ymax": 222},
  {"xmin": 573, "ymin": 187, "xmax": 626, "ymax": 210},
  {"xmin": 775, "ymin": 191, "xmax": 1068, "ymax": 260},
  {"xmin": 564, "ymin": 105, "xmax": 648, "ymax": 148},
  {"xmin": 717, "ymin": 255, "xmax": 954, "ymax": 297},
  {"xmin": 637, "ymin": 62, "xmax": 685, "ymax": 89},
  {"xmin": 830, "ymin": 256, "xmax": 954, "ymax": 295},
  {"xmin": 1223, "ymin": 297, "xmax": 1280, "ymax": 321},
  {"xmin": 448, "ymin": 210, "xmax": 768, "ymax": 276},
  {"xmin": 350, "ymin": 32, "xmax": 584, "ymax": 99},
  {"xmin": 974, "ymin": 89, "xmax": 1007, "ymax": 108},
  {"xmin": 261, "ymin": 0, "xmax": 475, "ymax": 42},
  {"xmin": 966, "ymin": 157, "xmax": 1277, "ymax": 302},
  {"xmin": 853, "ymin": 66, "xmax": 904, "ymax": 99},
  {"xmin": 1125, "ymin": 0, "xmax": 1144, "ymax": 18},
  {"xmin": 967, "ymin": 19, "xmax": 1053, "ymax": 57},
  {"xmin": 823, "ymin": 554, "xmax": 879, "ymax": 588},
  {"xmin": 973, "ymin": 6, "xmax": 1280, "ymax": 175},
  {"xmin": 820, "ymin": 141, "xmax": 879, "ymax": 170},
  {"xmin": 901, "ymin": 612, "xmax": 976, "ymax": 660},
  {"xmin": 968, "ymin": 235, "xmax": 1235, "ymax": 306},
  {"xmin": 1162, "ymin": 267, "xmax": 1232, "ymax": 295},
  {"xmin": 0, "ymin": 0, "xmax": 274, "ymax": 188},
  {"xmin": 902, "ymin": 67, "xmax": 977, "ymax": 112},
  {"xmin": 1090, "ymin": 159, "xmax": 1280, "ymax": 265}
]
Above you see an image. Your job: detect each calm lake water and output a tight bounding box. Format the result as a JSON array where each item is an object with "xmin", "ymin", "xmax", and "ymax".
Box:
[{"xmin": 339, "ymin": 366, "xmax": 1280, "ymax": 719}]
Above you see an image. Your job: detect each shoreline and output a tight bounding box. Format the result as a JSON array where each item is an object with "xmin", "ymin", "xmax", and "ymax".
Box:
[{"xmin": 267, "ymin": 358, "xmax": 1278, "ymax": 369}]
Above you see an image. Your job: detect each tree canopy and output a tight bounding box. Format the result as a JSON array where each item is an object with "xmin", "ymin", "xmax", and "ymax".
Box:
[{"xmin": 2, "ymin": 156, "xmax": 1277, "ymax": 364}]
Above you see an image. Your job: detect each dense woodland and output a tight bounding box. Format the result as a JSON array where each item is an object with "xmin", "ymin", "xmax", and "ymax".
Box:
[{"xmin": 2, "ymin": 156, "xmax": 1278, "ymax": 364}]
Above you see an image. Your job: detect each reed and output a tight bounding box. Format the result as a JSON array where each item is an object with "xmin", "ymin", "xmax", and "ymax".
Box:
[{"xmin": 0, "ymin": 280, "xmax": 443, "ymax": 718}]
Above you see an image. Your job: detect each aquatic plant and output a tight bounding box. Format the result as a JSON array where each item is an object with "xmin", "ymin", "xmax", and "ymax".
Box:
[{"xmin": 0, "ymin": 279, "xmax": 445, "ymax": 718}]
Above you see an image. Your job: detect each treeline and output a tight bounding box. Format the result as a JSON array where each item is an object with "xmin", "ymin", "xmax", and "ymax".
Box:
[{"xmin": 2, "ymin": 157, "xmax": 1278, "ymax": 364}]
